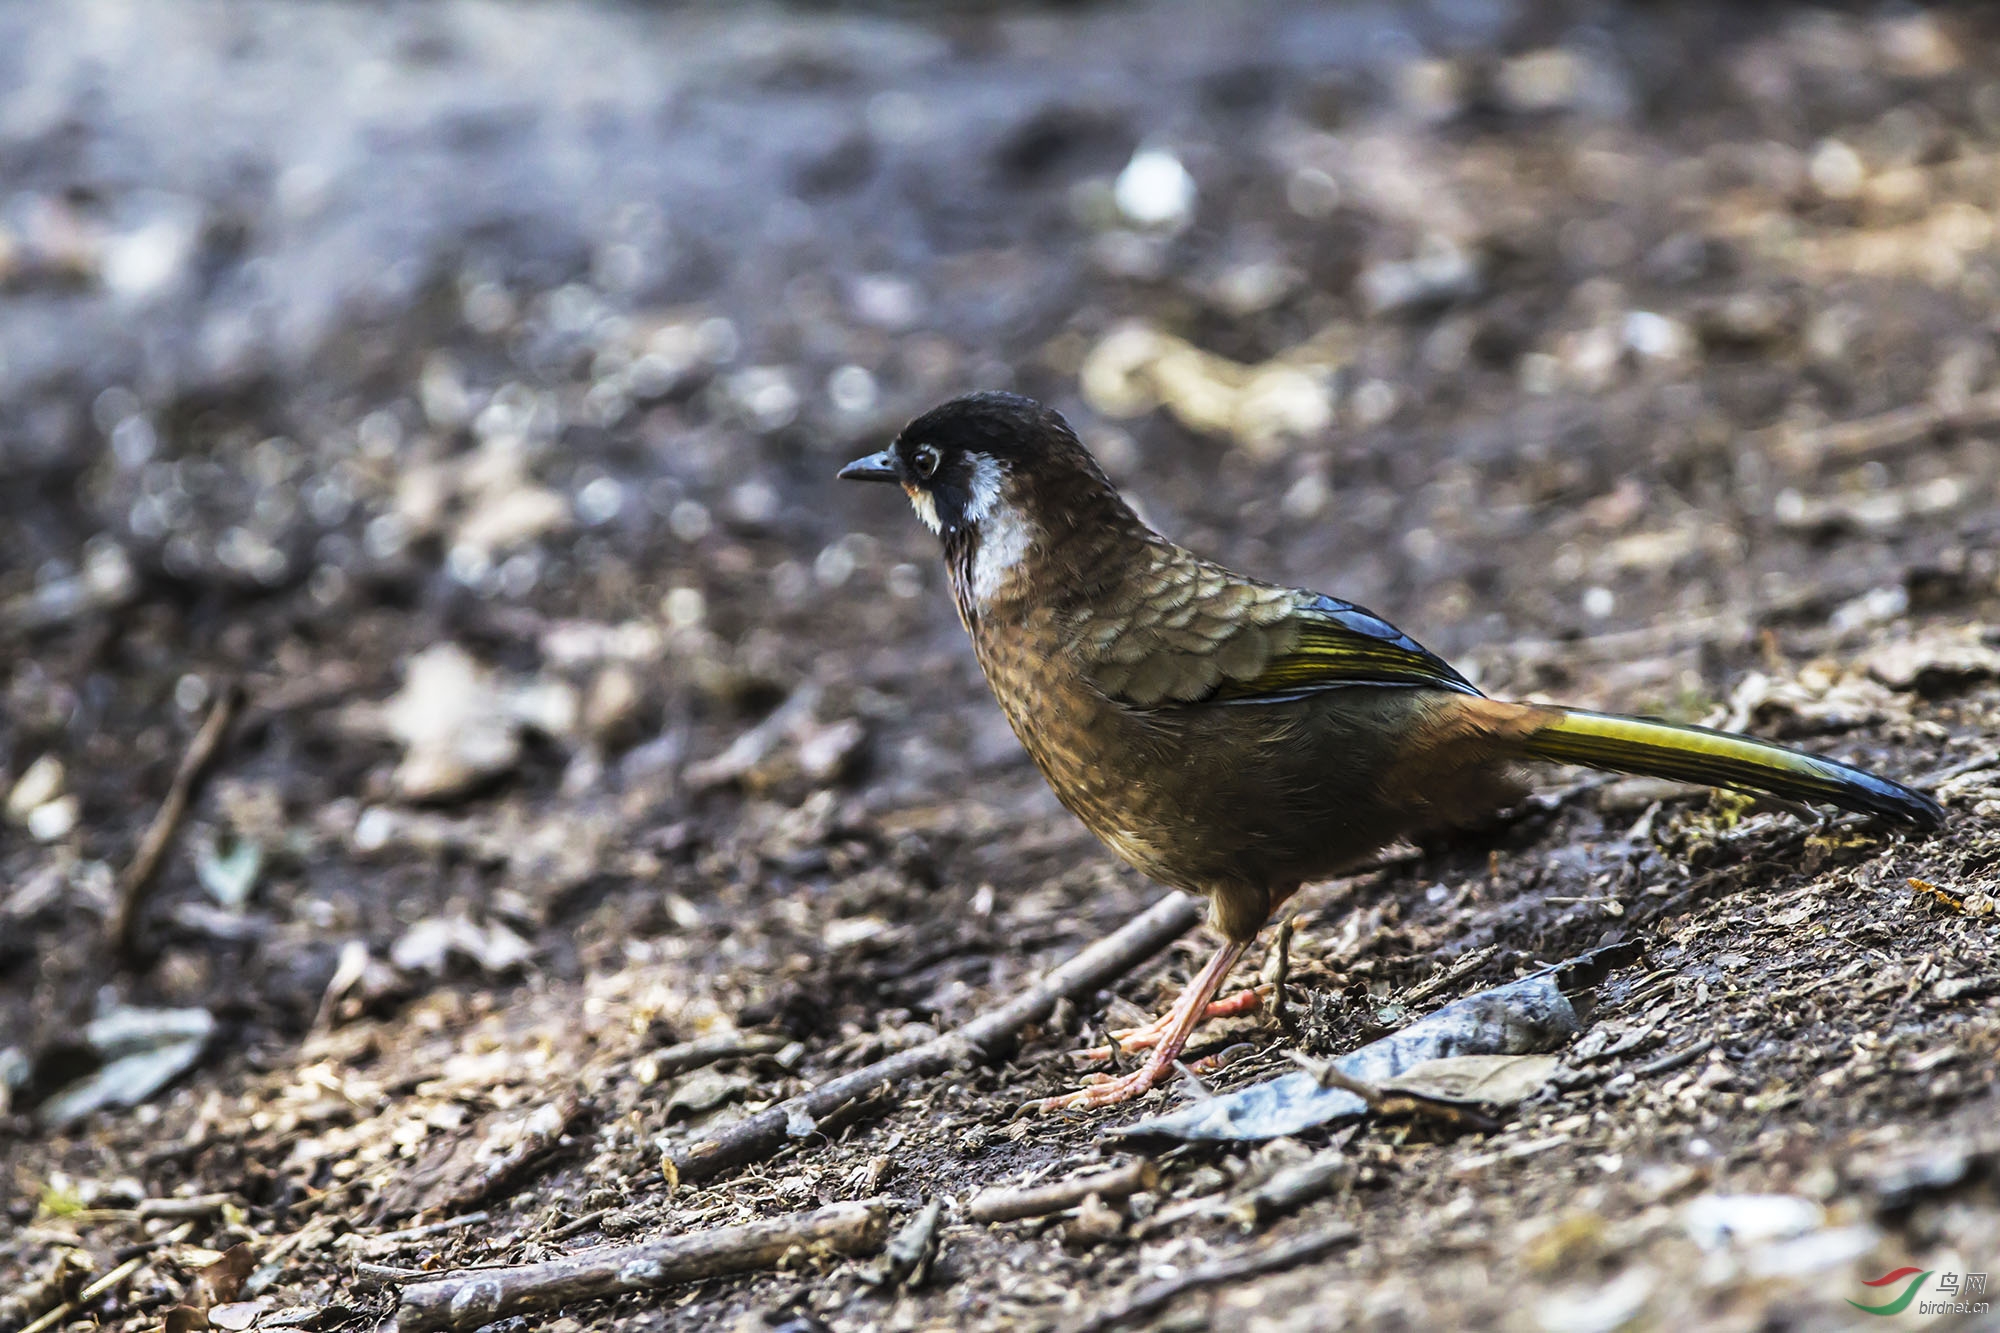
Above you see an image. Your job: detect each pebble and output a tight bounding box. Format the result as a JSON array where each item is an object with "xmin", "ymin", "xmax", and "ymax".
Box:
[
  {"xmin": 6, "ymin": 755, "xmax": 66, "ymax": 823},
  {"xmin": 26, "ymin": 795, "xmax": 80, "ymax": 842},
  {"xmin": 1114, "ymin": 147, "xmax": 1197, "ymax": 230},
  {"xmin": 1680, "ymin": 1193, "xmax": 1823, "ymax": 1251},
  {"xmin": 1358, "ymin": 236, "xmax": 1481, "ymax": 314}
]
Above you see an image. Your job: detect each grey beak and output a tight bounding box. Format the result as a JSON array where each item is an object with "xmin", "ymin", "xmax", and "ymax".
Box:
[{"xmin": 837, "ymin": 449, "xmax": 900, "ymax": 483}]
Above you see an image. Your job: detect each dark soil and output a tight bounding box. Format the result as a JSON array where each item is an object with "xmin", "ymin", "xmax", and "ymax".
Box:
[{"xmin": 3, "ymin": 4, "xmax": 1998, "ymax": 1332}]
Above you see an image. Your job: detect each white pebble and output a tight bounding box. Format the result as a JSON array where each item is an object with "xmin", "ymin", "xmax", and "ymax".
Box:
[
  {"xmin": 27, "ymin": 795, "xmax": 79, "ymax": 842},
  {"xmin": 577, "ymin": 476, "xmax": 625, "ymax": 525},
  {"xmin": 446, "ymin": 543, "xmax": 492, "ymax": 586},
  {"xmin": 364, "ymin": 513, "xmax": 411, "ymax": 560},
  {"xmin": 1114, "ymin": 148, "xmax": 1197, "ymax": 229},
  {"xmin": 669, "ymin": 500, "xmax": 712, "ymax": 543},
  {"xmin": 110, "ymin": 415, "xmax": 158, "ymax": 468},
  {"xmin": 7, "ymin": 755, "xmax": 66, "ymax": 823},
  {"xmin": 1809, "ymin": 139, "xmax": 1865, "ymax": 199},
  {"xmin": 353, "ymin": 806, "xmax": 395, "ymax": 852},
  {"xmin": 662, "ymin": 586, "xmax": 706, "ymax": 629},
  {"xmin": 174, "ymin": 675, "xmax": 210, "ymax": 713},
  {"xmin": 1285, "ymin": 167, "xmax": 1341, "ymax": 219}
]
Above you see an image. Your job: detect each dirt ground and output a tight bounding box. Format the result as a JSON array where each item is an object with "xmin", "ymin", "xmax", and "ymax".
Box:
[{"xmin": 4, "ymin": 3, "xmax": 2000, "ymax": 1331}]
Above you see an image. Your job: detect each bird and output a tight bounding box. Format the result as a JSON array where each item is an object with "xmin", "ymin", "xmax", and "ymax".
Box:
[{"xmin": 838, "ymin": 391, "xmax": 1944, "ymax": 1111}]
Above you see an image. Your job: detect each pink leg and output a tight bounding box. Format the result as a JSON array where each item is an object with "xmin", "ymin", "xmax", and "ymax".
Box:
[
  {"xmin": 1081, "ymin": 985, "xmax": 1266, "ymax": 1059},
  {"xmin": 1031, "ymin": 938, "xmax": 1253, "ymax": 1113}
]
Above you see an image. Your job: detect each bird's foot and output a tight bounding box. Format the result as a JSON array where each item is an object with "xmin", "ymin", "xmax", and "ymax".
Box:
[
  {"xmin": 1080, "ymin": 985, "xmax": 1267, "ymax": 1060},
  {"xmin": 1026, "ymin": 1051, "xmax": 1180, "ymax": 1113}
]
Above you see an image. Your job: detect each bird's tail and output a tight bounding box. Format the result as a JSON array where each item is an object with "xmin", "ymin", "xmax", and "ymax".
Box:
[{"xmin": 1517, "ymin": 706, "xmax": 1944, "ymax": 829}]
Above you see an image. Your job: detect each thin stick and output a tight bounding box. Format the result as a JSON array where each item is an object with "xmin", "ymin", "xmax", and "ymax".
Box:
[
  {"xmin": 1401, "ymin": 942, "xmax": 1501, "ymax": 1007},
  {"xmin": 1768, "ymin": 386, "xmax": 2000, "ymax": 468},
  {"xmin": 357, "ymin": 1212, "xmax": 490, "ymax": 1257},
  {"xmin": 19, "ymin": 1221, "xmax": 196, "ymax": 1333},
  {"xmin": 435, "ymin": 1091, "xmax": 585, "ymax": 1216},
  {"xmin": 111, "ymin": 679, "xmax": 243, "ymax": 955},
  {"xmin": 968, "ymin": 1160, "xmax": 1159, "ymax": 1224},
  {"xmin": 546, "ymin": 1208, "xmax": 610, "ymax": 1241},
  {"xmin": 391, "ymin": 1200, "xmax": 887, "ymax": 1333},
  {"xmin": 136, "ymin": 1193, "xmax": 239, "ymax": 1220},
  {"xmin": 1631, "ymin": 1038, "xmax": 1715, "ymax": 1079},
  {"xmin": 1074, "ymin": 1222, "xmax": 1358, "ymax": 1333},
  {"xmin": 671, "ymin": 891, "xmax": 1204, "ymax": 1185},
  {"xmin": 643, "ymin": 1032, "xmax": 788, "ymax": 1078}
]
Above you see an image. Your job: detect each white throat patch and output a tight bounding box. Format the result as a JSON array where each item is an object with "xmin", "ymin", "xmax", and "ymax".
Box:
[{"xmin": 963, "ymin": 454, "xmax": 1033, "ymax": 606}]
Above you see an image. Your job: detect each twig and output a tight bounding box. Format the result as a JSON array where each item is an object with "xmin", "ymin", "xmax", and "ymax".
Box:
[
  {"xmin": 391, "ymin": 1200, "xmax": 888, "ymax": 1332},
  {"xmin": 439, "ymin": 1091, "xmax": 586, "ymax": 1216},
  {"xmin": 1073, "ymin": 1222, "xmax": 1358, "ymax": 1333},
  {"xmin": 1914, "ymin": 750, "xmax": 2000, "ymax": 792},
  {"xmin": 642, "ymin": 1032, "xmax": 789, "ymax": 1079},
  {"xmin": 20, "ymin": 1221, "xmax": 195, "ymax": 1333},
  {"xmin": 671, "ymin": 891, "xmax": 1204, "ymax": 1185},
  {"xmin": 1287, "ymin": 1052, "xmax": 1389, "ymax": 1109},
  {"xmin": 1631, "ymin": 1038, "xmax": 1715, "ymax": 1079},
  {"xmin": 1401, "ymin": 943, "xmax": 1502, "ymax": 1008},
  {"xmin": 136, "ymin": 1193, "xmax": 239, "ymax": 1221},
  {"xmin": 1767, "ymin": 387, "xmax": 2000, "ymax": 468},
  {"xmin": 111, "ymin": 679, "xmax": 242, "ymax": 956},
  {"xmin": 968, "ymin": 1160, "xmax": 1159, "ymax": 1224},
  {"xmin": 1491, "ymin": 612, "xmax": 1752, "ymax": 671},
  {"xmin": 546, "ymin": 1209, "xmax": 609, "ymax": 1241},
  {"xmin": 1225, "ymin": 1150, "xmax": 1351, "ymax": 1228},
  {"xmin": 357, "ymin": 1212, "xmax": 490, "ymax": 1257}
]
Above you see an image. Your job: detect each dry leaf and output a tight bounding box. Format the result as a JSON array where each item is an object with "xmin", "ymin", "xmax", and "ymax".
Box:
[
  {"xmin": 196, "ymin": 1242, "xmax": 258, "ymax": 1306},
  {"xmin": 1379, "ymin": 1053, "xmax": 1562, "ymax": 1106}
]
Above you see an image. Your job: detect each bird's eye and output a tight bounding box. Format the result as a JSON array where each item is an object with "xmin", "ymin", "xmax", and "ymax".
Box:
[{"xmin": 911, "ymin": 444, "xmax": 941, "ymax": 479}]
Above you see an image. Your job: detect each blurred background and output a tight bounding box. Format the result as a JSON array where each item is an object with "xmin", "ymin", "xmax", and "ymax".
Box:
[{"xmin": 3, "ymin": 1, "xmax": 1999, "ymax": 1318}]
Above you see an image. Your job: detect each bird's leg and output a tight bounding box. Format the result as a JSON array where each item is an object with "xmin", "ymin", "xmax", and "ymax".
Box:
[
  {"xmin": 1082, "ymin": 891, "xmax": 1300, "ymax": 1060},
  {"xmin": 1083, "ymin": 985, "xmax": 1266, "ymax": 1058},
  {"xmin": 1031, "ymin": 937, "xmax": 1253, "ymax": 1112}
]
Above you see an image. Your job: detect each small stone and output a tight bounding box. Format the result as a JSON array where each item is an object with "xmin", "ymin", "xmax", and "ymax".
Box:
[
  {"xmin": 1497, "ymin": 49, "xmax": 1583, "ymax": 113},
  {"xmin": 1114, "ymin": 147, "xmax": 1196, "ymax": 230},
  {"xmin": 456, "ymin": 484, "xmax": 571, "ymax": 554},
  {"xmin": 27, "ymin": 795, "xmax": 80, "ymax": 842},
  {"xmin": 1681, "ymin": 1193, "xmax": 1823, "ymax": 1251},
  {"xmin": 1397, "ymin": 58, "xmax": 1467, "ymax": 121},
  {"xmin": 6, "ymin": 754, "xmax": 65, "ymax": 824},
  {"xmin": 1809, "ymin": 139, "xmax": 1865, "ymax": 199},
  {"xmin": 1622, "ymin": 311, "xmax": 1692, "ymax": 362},
  {"xmin": 583, "ymin": 665, "xmax": 646, "ymax": 746},
  {"xmin": 1358, "ymin": 236, "xmax": 1480, "ymax": 315}
]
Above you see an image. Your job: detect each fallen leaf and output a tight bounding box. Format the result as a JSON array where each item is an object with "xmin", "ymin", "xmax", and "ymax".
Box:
[
  {"xmin": 197, "ymin": 1243, "xmax": 258, "ymax": 1306},
  {"xmin": 209, "ymin": 1300, "xmax": 267, "ymax": 1331},
  {"xmin": 1379, "ymin": 1053, "xmax": 1563, "ymax": 1106}
]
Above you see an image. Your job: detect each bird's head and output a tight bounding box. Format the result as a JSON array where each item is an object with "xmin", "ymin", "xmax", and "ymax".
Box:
[{"xmin": 836, "ymin": 391, "xmax": 1106, "ymax": 541}]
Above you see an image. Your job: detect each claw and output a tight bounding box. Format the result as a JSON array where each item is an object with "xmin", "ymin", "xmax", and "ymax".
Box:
[
  {"xmin": 1033, "ymin": 937, "xmax": 1256, "ymax": 1113},
  {"xmin": 1078, "ymin": 985, "xmax": 1268, "ymax": 1060}
]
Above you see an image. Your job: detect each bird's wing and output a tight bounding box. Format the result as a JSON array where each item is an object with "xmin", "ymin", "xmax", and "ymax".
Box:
[
  {"xmin": 1207, "ymin": 593, "xmax": 1479, "ymax": 703},
  {"xmin": 1079, "ymin": 553, "xmax": 1478, "ymax": 708}
]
